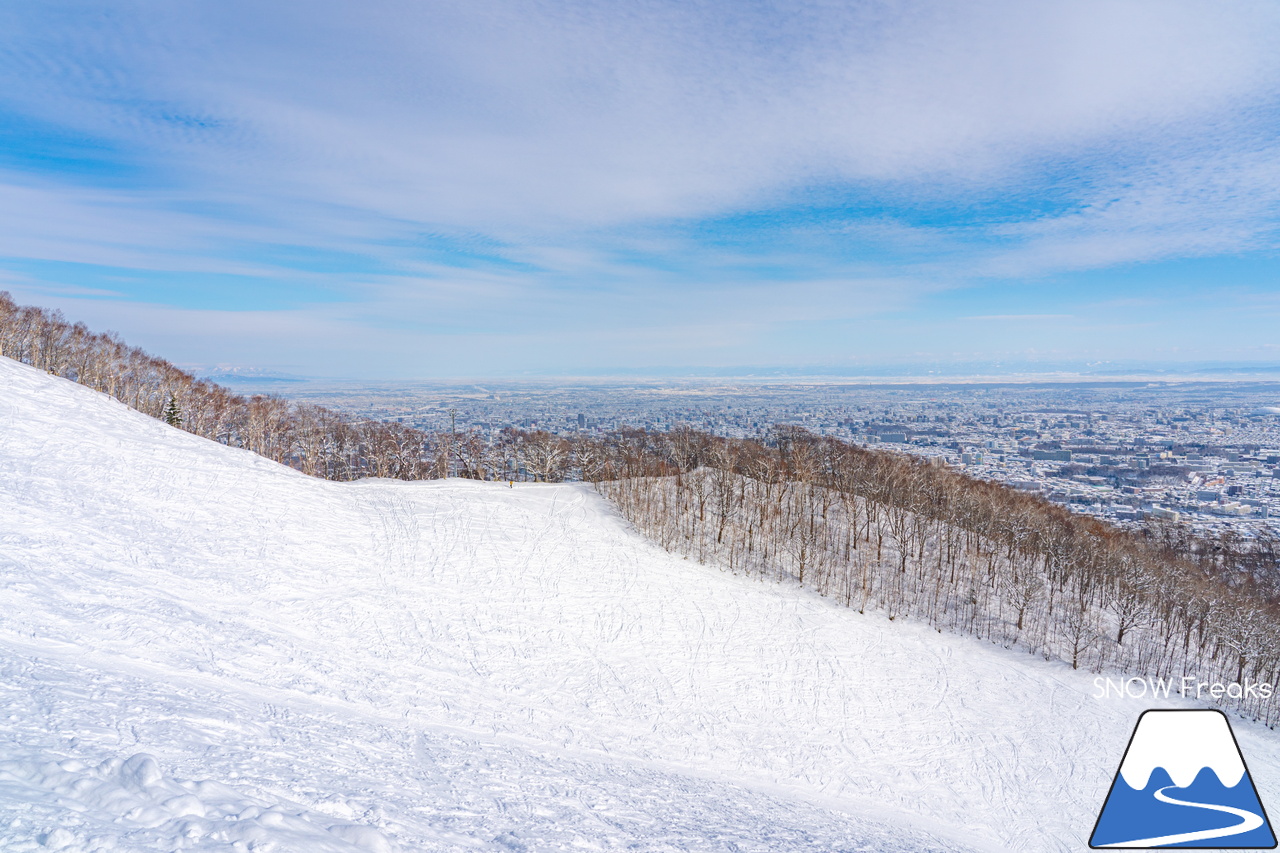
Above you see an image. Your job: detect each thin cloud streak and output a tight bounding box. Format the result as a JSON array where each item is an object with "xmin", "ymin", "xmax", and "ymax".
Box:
[{"xmin": 962, "ymin": 315, "xmax": 1074, "ymax": 322}]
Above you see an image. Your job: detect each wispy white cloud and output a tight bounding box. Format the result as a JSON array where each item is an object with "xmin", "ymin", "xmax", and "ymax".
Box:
[
  {"xmin": 9, "ymin": 2, "xmax": 1280, "ymax": 225},
  {"xmin": 1, "ymin": 0, "xmax": 1279, "ymax": 371},
  {"xmin": 962, "ymin": 314, "xmax": 1074, "ymax": 322}
]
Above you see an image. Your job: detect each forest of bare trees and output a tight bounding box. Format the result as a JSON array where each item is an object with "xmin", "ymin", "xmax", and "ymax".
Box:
[
  {"xmin": 0, "ymin": 292, "xmax": 633, "ymax": 485},
  {"xmin": 3, "ymin": 291, "xmax": 1277, "ymax": 723},
  {"xmin": 592, "ymin": 426, "xmax": 1280, "ymax": 724},
  {"xmin": 0, "ymin": 292, "xmax": 476, "ymax": 480}
]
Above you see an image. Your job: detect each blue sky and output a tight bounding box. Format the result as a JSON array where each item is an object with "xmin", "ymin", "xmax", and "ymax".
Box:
[{"xmin": 2, "ymin": 0, "xmax": 1279, "ymax": 378}]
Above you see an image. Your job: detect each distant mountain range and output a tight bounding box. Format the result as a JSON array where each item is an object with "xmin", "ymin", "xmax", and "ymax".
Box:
[{"xmin": 192, "ymin": 365, "xmax": 310, "ymax": 383}]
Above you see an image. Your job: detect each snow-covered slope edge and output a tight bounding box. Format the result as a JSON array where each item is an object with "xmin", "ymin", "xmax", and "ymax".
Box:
[{"xmin": 1, "ymin": 354, "xmax": 1276, "ymax": 852}]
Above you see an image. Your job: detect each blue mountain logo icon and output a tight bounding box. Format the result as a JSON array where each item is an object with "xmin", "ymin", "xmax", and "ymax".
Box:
[{"xmin": 1091, "ymin": 709, "xmax": 1276, "ymax": 848}]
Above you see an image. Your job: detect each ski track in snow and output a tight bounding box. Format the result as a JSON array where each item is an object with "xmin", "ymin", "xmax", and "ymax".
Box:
[{"xmin": 1, "ymin": 355, "xmax": 1278, "ymax": 851}]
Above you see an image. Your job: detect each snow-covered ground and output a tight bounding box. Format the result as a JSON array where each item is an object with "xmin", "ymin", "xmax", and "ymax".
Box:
[{"xmin": 1, "ymin": 354, "xmax": 1277, "ymax": 852}]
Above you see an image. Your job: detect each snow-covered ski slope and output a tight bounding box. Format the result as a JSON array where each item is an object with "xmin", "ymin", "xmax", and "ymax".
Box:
[{"xmin": 1, "ymin": 355, "xmax": 1277, "ymax": 852}]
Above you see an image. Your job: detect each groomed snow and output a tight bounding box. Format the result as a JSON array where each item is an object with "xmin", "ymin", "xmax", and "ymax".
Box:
[{"xmin": 1, "ymin": 354, "xmax": 1277, "ymax": 851}]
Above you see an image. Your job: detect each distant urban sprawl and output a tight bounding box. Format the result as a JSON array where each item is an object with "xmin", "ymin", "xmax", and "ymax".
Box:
[{"xmin": 217, "ymin": 377, "xmax": 1280, "ymax": 540}]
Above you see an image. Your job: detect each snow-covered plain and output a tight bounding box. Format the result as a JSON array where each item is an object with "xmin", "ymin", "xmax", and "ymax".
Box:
[{"xmin": 1, "ymin": 354, "xmax": 1277, "ymax": 852}]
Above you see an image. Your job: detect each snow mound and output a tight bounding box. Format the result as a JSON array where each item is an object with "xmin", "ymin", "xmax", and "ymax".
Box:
[{"xmin": 1, "ymin": 355, "xmax": 1278, "ymax": 851}]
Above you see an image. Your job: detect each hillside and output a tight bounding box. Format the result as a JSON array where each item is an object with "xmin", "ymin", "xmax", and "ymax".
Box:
[
  {"xmin": 1, "ymin": 353, "xmax": 1277, "ymax": 851},
  {"xmin": 6, "ymin": 292, "xmax": 1278, "ymax": 722}
]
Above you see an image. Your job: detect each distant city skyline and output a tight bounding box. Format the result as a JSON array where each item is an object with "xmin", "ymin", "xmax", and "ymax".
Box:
[{"xmin": 3, "ymin": 1, "xmax": 1280, "ymax": 378}]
